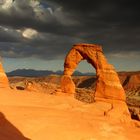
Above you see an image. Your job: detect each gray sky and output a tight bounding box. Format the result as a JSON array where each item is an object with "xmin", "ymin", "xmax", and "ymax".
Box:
[{"xmin": 0, "ymin": 0, "xmax": 140, "ymax": 72}]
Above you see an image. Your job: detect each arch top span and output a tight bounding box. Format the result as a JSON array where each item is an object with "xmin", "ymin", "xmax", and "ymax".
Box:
[
  {"xmin": 73, "ymin": 43, "xmax": 103, "ymax": 52},
  {"xmin": 61, "ymin": 43, "xmax": 126, "ymax": 101},
  {"xmin": 64, "ymin": 43, "xmax": 109, "ymax": 76}
]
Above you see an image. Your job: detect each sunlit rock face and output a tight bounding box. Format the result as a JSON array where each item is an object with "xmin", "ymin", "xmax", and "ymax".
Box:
[
  {"xmin": 61, "ymin": 43, "xmax": 126, "ymax": 101},
  {"xmin": 0, "ymin": 61, "xmax": 9, "ymax": 88}
]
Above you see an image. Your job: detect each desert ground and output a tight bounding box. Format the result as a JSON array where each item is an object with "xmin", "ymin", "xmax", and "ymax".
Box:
[
  {"xmin": 8, "ymin": 72, "xmax": 140, "ymax": 121},
  {"xmin": 0, "ymin": 73, "xmax": 140, "ymax": 140}
]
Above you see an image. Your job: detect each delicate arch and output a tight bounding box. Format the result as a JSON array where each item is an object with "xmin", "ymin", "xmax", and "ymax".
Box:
[{"xmin": 61, "ymin": 43, "xmax": 126, "ymax": 101}]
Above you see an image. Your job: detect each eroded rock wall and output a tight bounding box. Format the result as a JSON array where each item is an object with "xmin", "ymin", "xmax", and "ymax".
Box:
[{"xmin": 0, "ymin": 62, "xmax": 9, "ymax": 88}]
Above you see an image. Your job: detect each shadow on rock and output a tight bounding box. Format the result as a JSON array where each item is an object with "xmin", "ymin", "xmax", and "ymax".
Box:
[
  {"xmin": 0, "ymin": 112, "xmax": 30, "ymax": 140},
  {"xmin": 77, "ymin": 77, "xmax": 97, "ymax": 89}
]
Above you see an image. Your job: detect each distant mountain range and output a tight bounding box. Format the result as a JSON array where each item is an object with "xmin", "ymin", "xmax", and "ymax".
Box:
[{"xmin": 6, "ymin": 69, "xmax": 95, "ymax": 77}]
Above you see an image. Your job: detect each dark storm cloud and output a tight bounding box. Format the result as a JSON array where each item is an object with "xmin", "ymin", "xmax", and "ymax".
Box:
[
  {"xmin": 48, "ymin": 0, "xmax": 140, "ymax": 28},
  {"xmin": 0, "ymin": 0, "xmax": 140, "ymax": 59},
  {"xmin": 0, "ymin": 26, "xmax": 23, "ymax": 42},
  {"xmin": 48, "ymin": 0, "xmax": 140, "ymax": 53},
  {"xmin": 0, "ymin": 31, "xmax": 83, "ymax": 59},
  {"xmin": 0, "ymin": 0, "xmax": 53, "ymax": 30},
  {"xmin": 0, "ymin": 0, "xmax": 81, "ymax": 37}
]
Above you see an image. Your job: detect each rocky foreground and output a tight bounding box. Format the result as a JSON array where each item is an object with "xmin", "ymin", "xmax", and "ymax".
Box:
[
  {"xmin": 8, "ymin": 71, "xmax": 140, "ymax": 121},
  {"xmin": 0, "ymin": 68, "xmax": 139, "ymax": 139},
  {"xmin": 0, "ymin": 88, "xmax": 140, "ymax": 140}
]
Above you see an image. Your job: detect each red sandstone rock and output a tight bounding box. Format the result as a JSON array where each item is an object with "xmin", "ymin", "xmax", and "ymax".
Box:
[
  {"xmin": 123, "ymin": 74, "xmax": 140, "ymax": 90},
  {"xmin": 61, "ymin": 75, "xmax": 75, "ymax": 94},
  {"xmin": 61, "ymin": 43, "xmax": 126, "ymax": 101},
  {"xmin": 0, "ymin": 62, "xmax": 9, "ymax": 88}
]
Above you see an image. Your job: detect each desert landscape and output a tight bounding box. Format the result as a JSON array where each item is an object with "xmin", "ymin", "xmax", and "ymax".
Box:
[
  {"xmin": 8, "ymin": 71, "xmax": 140, "ymax": 121},
  {"xmin": 0, "ymin": 0, "xmax": 140, "ymax": 140},
  {"xmin": 0, "ymin": 44, "xmax": 140, "ymax": 140}
]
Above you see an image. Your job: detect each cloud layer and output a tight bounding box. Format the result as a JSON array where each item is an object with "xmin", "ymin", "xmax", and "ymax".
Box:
[{"xmin": 0, "ymin": 0, "xmax": 140, "ymax": 60}]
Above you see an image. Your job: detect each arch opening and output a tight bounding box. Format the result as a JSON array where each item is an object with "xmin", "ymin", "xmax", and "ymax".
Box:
[
  {"xmin": 72, "ymin": 60, "xmax": 97, "ymax": 103},
  {"xmin": 72, "ymin": 60, "xmax": 96, "ymax": 88}
]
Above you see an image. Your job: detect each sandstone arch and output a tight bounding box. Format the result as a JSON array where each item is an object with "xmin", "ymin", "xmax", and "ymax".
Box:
[
  {"xmin": 0, "ymin": 61, "xmax": 9, "ymax": 88},
  {"xmin": 61, "ymin": 43, "xmax": 126, "ymax": 101}
]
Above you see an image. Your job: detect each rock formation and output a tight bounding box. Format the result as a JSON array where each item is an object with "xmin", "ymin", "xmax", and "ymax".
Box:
[
  {"xmin": 0, "ymin": 61, "xmax": 9, "ymax": 88},
  {"xmin": 61, "ymin": 44, "xmax": 132, "ymax": 122},
  {"xmin": 61, "ymin": 43, "xmax": 126, "ymax": 101}
]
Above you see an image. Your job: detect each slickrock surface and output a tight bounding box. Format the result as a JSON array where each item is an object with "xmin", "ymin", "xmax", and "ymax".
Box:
[
  {"xmin": 0, "ymin": 88, "xmax": 140, "ymax": 140},
  {"xmin": 8, "ymin": 73, "xmax": 140, "ymax": 121}
]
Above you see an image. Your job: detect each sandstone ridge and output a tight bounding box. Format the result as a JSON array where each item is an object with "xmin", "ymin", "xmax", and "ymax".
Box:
[{"xmin": 0, "ymin": 61, "xmax": 9, "ymax": 88}]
